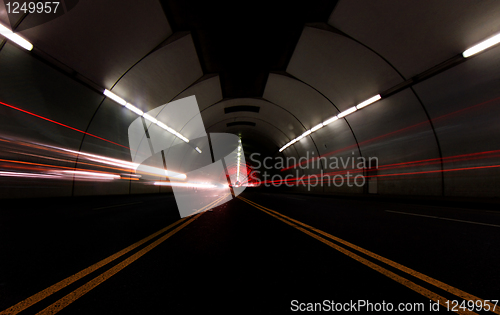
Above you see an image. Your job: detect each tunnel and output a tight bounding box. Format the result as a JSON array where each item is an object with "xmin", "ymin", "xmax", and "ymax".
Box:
[{"xmin": 1, "ymin": 0, "xmax": 500, "ymax": 313}]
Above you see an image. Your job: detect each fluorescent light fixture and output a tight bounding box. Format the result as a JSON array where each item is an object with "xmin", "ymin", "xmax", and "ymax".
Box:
[
  {"xmin": 302, "ymin": 130, "xmax": 312, "ymax": 137},
  {"xmin": 157, "ymin": 121, "xmax": 176, "ymax": 134},
  {"xmin": 142, "ymin": 113, "xmax": 157, "ymax": 124},
  {"xmin": 175, "ymin": 132, "xmax": 189, "ymax": 143},
  {"xmin": 238, "ymin": 146, "xmax": 241, "ymax": 151},
  {"xmin": 103, "ymin": 89, "xmax": 126, "ymax": 106},
  {"xmin": 356, "ymin": 94, "xmax": 381, "ymax": 109},
  {"xmin": 323, "ymin": 116, "xmax": 338, "ymax": 125},
  {"xmin": 337, "ymin": 106, "xmax": 357, "ymax": 118},
  {"xmin": 311, "ymin": 123, "xmax": 324, "ymax": 132},
  {"xmin": 195, "ymin": 147, "xmax": 202, "ymax": 154},
  {"xmin": 463, "ymin": 33, "xmax": 500, "ymax": 58},
  {"xmin": 279, "ymin": 143, "xmax": 290, "ymax": 152},
  {"xmin": 156, "ymin": 121, "xmax": 167, "ymax": 130},
  {"xmin": 0, "ymin": 23, "xmax": 33, "ymax": 51},
  {"xmin": 125, "ymin": 103, "xmax": 144, "ymax": 116}
]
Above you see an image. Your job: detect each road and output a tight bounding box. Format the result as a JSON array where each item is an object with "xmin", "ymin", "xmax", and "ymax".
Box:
[{"xmin": 0, "ymin": 191, "xmax": 499, "ymax": 314}]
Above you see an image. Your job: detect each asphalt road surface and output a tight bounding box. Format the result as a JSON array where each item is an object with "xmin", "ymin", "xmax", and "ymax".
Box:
[{"xmin": 0, "ymin": 191, "xmax": 499, "ymax": 314}]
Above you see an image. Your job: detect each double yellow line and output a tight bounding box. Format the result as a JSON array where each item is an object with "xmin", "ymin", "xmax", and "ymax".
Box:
[
  {"xmin": 237, "ymin": 196, "xmax": 498, "ymax": 315},
  {"xmin": 1, "ymin": 194, "xmax": 229, "ymax": 315}
]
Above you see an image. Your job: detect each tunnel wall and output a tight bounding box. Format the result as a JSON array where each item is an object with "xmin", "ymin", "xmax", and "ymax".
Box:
[
  {"xmin": 0, "ymin": 32, "xmax": 203, "ymax": 198},
  {"xmin": 1, "ymin": 0, "xmax": 500, "ymax": 199}
]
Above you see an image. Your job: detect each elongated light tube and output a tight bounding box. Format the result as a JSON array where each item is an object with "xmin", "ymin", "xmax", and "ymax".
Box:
[
  {"xmin": 103, "ymin": 89, "xmax": 127, "ymax": 106},
  {"xmin": 337, "ymin": 106, "xmax": 357, "ymax": 118},
  {"xmin": 142, "ymin": 113, "xmax": 157, "ymax": 124},
  {"xmin": 356, "ymin": 94, "xmax": 381, "ymax": 109},
  {"xmin": 0, "ymin": 23, "xmax": 33, "ymax": 51},
  {"xmin": 323, "ymin": 116, "xmax": 338, "ymax": 126},
  {"xmin": 125, "ymin": 103, "xmax": 144, "ymax": 116},
  {"xmin": 463, "ymin": 33, "xmax": 500, "ymax": 58},
  {"xmin": 195, "ymin": 147, "xmax": 202, "ymax": 154},
  {"xmin": 156, "ymin": 121, "xmax": 176, "ymax": 134},
  {"xmin": 101, "ymin": 89, "xmax": 194, "ymax": 150},
  {"xmin": 311, "ymin": 123, "xmax": 324, "ymax": 132},
  {"xmin": 175, "ymin": 132, "xmax": 189, "ymax": 143}
]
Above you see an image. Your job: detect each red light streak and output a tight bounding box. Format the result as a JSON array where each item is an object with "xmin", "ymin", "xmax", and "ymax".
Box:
[
  {"xmin": 0, "ymin": 158, "xmax": 117, "ymax": 174},
  {"xmin": 260, "ymin": 163, "xmax": 500, "ymax": 186},
  {"xmin": 0, "ymin": 100, "xmax": 130, "ymax": 150}
]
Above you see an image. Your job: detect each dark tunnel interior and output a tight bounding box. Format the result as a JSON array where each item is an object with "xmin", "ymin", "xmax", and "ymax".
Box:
[{"xmin": 1, "ymin": 1, "xmax": 500, "ymax": 314}]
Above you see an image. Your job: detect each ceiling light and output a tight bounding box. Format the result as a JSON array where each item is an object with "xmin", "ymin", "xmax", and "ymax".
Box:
[
  {"xmin": 323, "ymin": 116, "xmax": 338, "ymax": 125},
  {"xmin": 337, "ymin": 106, "xmax": 357, "ymax": 118},
  {"xmin": 311, "ymin": 123, "xmax": 324, "ymax": 132},
  {"xmin": 463, "ymin": 33, "xmax": 500, "ymax": 58},
  {"xmin": 125, "ymin": 103, "xmax": 144, "ymax": 116},
  {"xmin": 195, "ymin": 147, "xmax": 202, "ymax": 154},
  {"xmin": 299, "ymin": 130, "xmax": 311, "ymax": 142},
  {"xmin": 175, "ymin": 132, "xmax": 189, "ymax": 143},
  {"xmin": 279, "ymin": 143, "xmax": 290, "ymax": 152},
  {"xmin": 0, "ymin": 23, "xmax": 33, "ymax": 51},
  {"xmin": 156, "ymin": 121, "xmax": 167, "ymax": 129},
  {"xmin": 156, "ymin": 121, "xmax": 176, "ymax": 134},
  {"xmin": 103, "ymin": 89, "xmax": 126, "ymax": 106},
  {"xmin": 356, "ymin": 94, "xmax": 381, "ymax": 109},
  {"xmin": 142, "ymin": 113, "xmax": 157, "ymax": 124}
]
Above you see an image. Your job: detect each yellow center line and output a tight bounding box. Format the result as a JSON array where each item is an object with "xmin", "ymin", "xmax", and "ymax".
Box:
[
  {"xmin": 0, "ymin": 219, "xmax": 186, "ymax": 315},
  {"xmin": 36, "ymin": 213, "xmax": 202, "ymax": 315},
  {"xmin": 238, "ymin": 196, "xmax": 494, "ymax": 315},
  {"xmin": 1, "ymin": 194, "xmax": 227, "ymax": 315}
]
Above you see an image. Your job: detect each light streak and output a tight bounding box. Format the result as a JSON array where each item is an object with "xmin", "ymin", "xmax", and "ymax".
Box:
[{"xmin": 0, "ymin": 101, "xmax": 130, "ymax": 149}]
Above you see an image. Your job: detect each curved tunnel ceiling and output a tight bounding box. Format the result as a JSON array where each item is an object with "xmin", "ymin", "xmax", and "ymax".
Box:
[{"xmin": 1, "ymin": 0, "xmax": 500, "ymax": 197}]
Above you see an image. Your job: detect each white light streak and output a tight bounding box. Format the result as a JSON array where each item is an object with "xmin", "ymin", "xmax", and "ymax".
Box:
[{"xmin": 154, "ymin": 181, "xmax": 216, "ymax": 188}]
